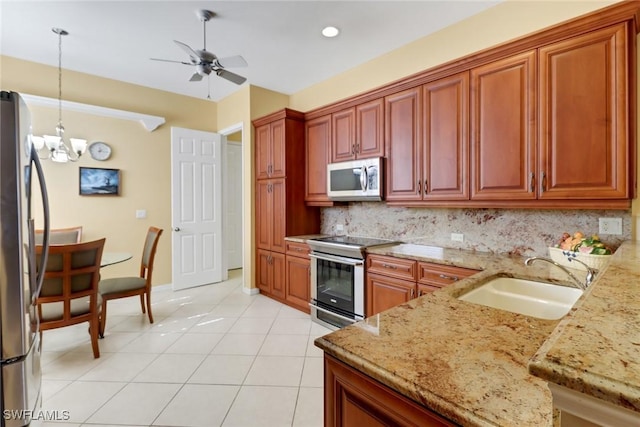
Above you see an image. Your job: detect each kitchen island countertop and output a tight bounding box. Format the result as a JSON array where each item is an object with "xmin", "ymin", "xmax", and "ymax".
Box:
[{"xmin": 315, "ymin": 241, "xmax": 640, "ymax": 426}]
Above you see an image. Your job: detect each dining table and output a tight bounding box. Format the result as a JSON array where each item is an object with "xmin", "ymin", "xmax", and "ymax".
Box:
[{"xmin": 100, "ymin": 252, "xmax": 132, "ymax": 267}]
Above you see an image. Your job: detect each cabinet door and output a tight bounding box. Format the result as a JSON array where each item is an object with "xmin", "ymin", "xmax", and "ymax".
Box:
[
  {"xmin": 306, "ymin": 115, "xmax": 332, "ymax": 204},
  {"xmin": 417, "ymin": 283, "xmax": 440, "ymax": 297},
  {"xmin": 271, "ymin": 251, "xmax": 286, "ymax": 299},
  {"xmin": 539, "ymin": 24, "xmax": 629, "ymax": 199},
  {"xmin": 270, "ymin": 119, "xmax": 287, "ymax": 178},
  {"xmin": 332, "ymin": 108, "xmax": 356, "ymax": 163},
  {"xmin": 270, "ymin": 179, "xmax": 287, "ymax": 253},
  {"xmin": 257, "ymin": 249, "xmax": 272, "ymax": 293},
  {"xmin": 255, "ymin": 124, "xmax": 271, "ymax": 180},
  {"xmin": 357, "ymin": 98, "xmax": 385, "ymax": 159},
  {"xmin": 423, "ymin": 72, "xmax": 469, "ymax": 200},
  {"xmin": 470, "ymin": 51, "xmax": 536, "ymax": 200},
  {"xmin": 255, "ymin": 180, "xmax": 273, "ymax": 250},
  {"xmin": 385, "ymin": 88, "xmax": 422, "ymax": 202},
  {"xmin": 286, "ymin": 255, "xmax": 311, "ymax": 312},
  {"xmin": 366, "ymin": 272, "xmax": 414, "ymax": 317}
]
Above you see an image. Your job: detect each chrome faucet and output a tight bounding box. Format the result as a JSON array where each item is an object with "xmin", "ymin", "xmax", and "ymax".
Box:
[{"xmin": 524, "ymin": 257, "xmax": 597, "ymax": 290}]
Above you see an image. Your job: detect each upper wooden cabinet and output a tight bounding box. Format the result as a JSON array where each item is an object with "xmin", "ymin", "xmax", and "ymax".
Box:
[
  {"xmin": 538, "ymin": 23, "xmax": 630, "ymax": 199},
  {"xmin": 385, "ymin": 73, "xmax": 469, "ymax": 203},
  {"xmin": 332, "ymin": 98, "xmax": 385, "ymax": 162},
  {"xmin": 305, "ymin": 114, "xmax": 333, "ymax": 205},
  {"xmin": 255, "ymin": 119, "xmax": 286, "ymax": 179},
  {"xmin": 385, "ymin": 88, "xmax": 422, "ymax": 202},
  {"xmin": 470, "ymin": 50, "xmax": 537, "ymax": 201},
  {"xmin": 423, "ymin": 72, "xmax": 469, "ymax": 200}
]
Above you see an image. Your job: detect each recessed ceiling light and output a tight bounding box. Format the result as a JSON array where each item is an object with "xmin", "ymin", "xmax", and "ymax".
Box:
[{"xmin": 322, "ymin": 26, "xmax": 340, "ymax": 38}]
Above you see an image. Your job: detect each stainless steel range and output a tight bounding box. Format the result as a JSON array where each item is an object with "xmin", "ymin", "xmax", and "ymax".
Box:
[{"xmin": 307, "ymin": 236, "xmax": 398, "ymax": 330}]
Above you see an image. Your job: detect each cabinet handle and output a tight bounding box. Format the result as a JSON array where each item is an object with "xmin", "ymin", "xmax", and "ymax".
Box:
[
  {"xmin": 352, "ymin": 144, "xmax": 356, "ymax": 155},
  {"xmin": 410, "ymin": 288, "xmax": 415, "ymax": 299},
  {"xmin": 439, "ymin": 274, "xmax": 459, "ymax": 282},
  {"xmin": 381, "ymin": 263, "xmax": 397, "ymax": 270},
  {"xmin": 529, "ymin": 173, "xmax": 535, "ymax": 193},
  {"xmin": 355, "ymin": 143, "xmax": 360, "ymax": 154},
  {"xmin": 540, "ymin": 172, "xmax": 547, "ymax": 193},
  {"xmin": 417, "ymin": 180, "xmax": 421, "ymax": 195},
  {"xmin": 424, "ymin": 179, "xmax": 429, "ymax": 195}
]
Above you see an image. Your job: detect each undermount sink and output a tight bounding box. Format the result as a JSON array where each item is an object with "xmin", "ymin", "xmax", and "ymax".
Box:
[{"xmin": 458, "ymin": 277, "xmax": 583, "ymax": 320}]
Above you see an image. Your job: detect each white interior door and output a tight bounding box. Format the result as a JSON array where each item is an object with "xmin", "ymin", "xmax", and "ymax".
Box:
[
  {"xmin": 171, "ymin": 127, "xmax": 223, "ymax": 290},
  {"xmin": 226, "ymin": 142, "xmax": 243, "ymax": 269}
]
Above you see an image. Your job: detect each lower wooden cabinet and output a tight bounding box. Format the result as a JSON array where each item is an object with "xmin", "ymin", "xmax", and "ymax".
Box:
[
  {"xmin": 324, "ymin": 354, "xmax": 456, "ymax": 427},
  {"xmin": 257, "ymin": 249, "xmax": 286, "ymax": 299},
  {"xmin": 366, "ymin": 273, "xmax": 415, "ymax": 317},
  {"xmin": 366, "ymin": 254, "xmax": 479, "ymax": 316},
  {"xmin": 285, "ymin": 241, "xmax": 311, "ymax": 314}
]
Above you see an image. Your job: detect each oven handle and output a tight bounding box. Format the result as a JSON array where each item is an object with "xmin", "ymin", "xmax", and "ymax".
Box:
[
  {"xmin": 309, "ymin": 252, "xmax": 364, "ymax": 266},
  {"xmin": 309, "ymin": 302, "xmax": 362, "ymax": 324}
]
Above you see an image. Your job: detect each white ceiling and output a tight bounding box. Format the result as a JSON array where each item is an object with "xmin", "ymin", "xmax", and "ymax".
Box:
[{"xmin": 0, "ymin": 1, "xmax": 502, "ymax": 102}]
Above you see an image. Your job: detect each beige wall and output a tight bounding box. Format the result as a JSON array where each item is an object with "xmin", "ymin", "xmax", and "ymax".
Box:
[{"xmin": 1, "ymin": 55, "xmax": 217, "ymax": 285}]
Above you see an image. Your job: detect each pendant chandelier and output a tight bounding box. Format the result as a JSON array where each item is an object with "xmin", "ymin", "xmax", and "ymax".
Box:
[{"xmin": 31, "ymin": 28, "xmax": 87, "ymax": 163}]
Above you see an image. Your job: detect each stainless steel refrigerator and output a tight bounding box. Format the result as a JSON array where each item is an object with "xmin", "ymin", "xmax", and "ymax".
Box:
[{"xmin": 0, "ymin": 91, "xmax": 50, "ymax": 427}]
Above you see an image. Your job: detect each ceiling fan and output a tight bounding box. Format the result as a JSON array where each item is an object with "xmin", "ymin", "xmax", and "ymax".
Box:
[{"xmin": 151, "ymin": 9, "xmax": 247, "ymax": 85}]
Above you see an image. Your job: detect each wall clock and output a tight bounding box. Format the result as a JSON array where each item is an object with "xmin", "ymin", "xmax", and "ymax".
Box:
[{"xmin": 88, "ymin": 141, "xmax": 112, "ymax": 161}]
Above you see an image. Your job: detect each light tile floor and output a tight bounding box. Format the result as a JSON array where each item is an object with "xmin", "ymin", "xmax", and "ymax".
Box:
[{"xmin": 39, "ymin": 269, "xmax": 332, "ymax": 427}]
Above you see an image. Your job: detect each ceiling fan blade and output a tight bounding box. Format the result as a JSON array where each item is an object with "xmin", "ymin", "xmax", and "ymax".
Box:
[
  {"xmin": 174, "ymin": 40, "xmax": 201, "ymax": 63},
  {"xmin": 189, "ymin": 72, "xmax": 203, "ymax": 82},
  {"xmin": 216, "ymin": 55, "xmax": 248, "ymax": 68},
  {"xmin": 215, "ymin": 69, "xmax": 247, "ymax": 85},
  {"xmin": 150, "ymin": 58, "xmax": 193, "ymax": 65}
]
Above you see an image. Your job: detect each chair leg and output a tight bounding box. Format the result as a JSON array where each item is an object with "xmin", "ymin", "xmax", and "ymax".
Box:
[
  {"xmin": 89, "ymin": 317, "xmax": 100, "ymax": 358},
  {"xmin": 98, "ymin": 300, "xmax": 107, "ymax": 339},
  {"xmin": 139, "ymin": 294, "xmax": 146, "ymax": 314},
  {"xmin": 146, "ymin": 291, "xmax": 154, "ymax": 324}
]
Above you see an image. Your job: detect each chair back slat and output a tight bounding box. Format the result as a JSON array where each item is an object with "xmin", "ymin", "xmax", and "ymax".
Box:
[
  {"xmin": 140, "ymin": 227, "xmax": 163, "ymax": 281},
  {"xmin": 35, "ymin": 239, "xmax": 105, "ymax": 325}
]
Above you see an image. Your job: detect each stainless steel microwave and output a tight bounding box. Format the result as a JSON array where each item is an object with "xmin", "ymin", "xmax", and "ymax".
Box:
[{"xmin": 327, "ymin": 157, "xmax": 383, "ymax": 201}]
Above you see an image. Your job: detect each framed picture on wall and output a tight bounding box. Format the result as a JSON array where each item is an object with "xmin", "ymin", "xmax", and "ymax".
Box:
[{"xmin": 79, "ymin": 167, "xmax": 121, "ymax": 196}]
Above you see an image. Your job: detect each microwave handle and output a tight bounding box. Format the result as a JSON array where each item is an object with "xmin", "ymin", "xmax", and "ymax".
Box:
[{"xmin": 360, "ymin": 166, "xmax": 368, "ymax": 191}]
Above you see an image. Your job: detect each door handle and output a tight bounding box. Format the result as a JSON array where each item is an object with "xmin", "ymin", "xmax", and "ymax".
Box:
[{"xmin": 174, "ymin": 227, "xmax": 181, "ymax": 232}]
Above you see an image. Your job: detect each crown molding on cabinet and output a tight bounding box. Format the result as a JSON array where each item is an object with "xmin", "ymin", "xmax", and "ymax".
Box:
[{"xmin": 21, "ymin": 94, "xmax": 165, "ymax": 132}]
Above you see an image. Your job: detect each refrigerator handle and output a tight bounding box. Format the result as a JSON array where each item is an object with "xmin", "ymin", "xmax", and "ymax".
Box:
[{"xmin": 30, "ymin": 145, "xmax": 50, "ymax": 298}]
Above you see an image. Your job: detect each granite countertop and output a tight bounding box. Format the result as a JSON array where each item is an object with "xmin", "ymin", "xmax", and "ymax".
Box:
[
  {"xmin": 315, "ymin": 241, "xmax": 640, "ymax": 426},
  {"xmin": 284, "ymin": 234, "xmax": 329, "ymax": 243},
  {"xmin": 529, "ymin": 241, "xmax": 640, "ymax": 413}
]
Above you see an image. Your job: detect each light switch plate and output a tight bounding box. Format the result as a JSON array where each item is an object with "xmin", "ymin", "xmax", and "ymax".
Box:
[
  {"xmin": 136, "ymin": 209, "xmax": 147, "ymax": 219},
  {"xmin": 598, "ymin": 217, "xmax": 622, "ymax": 235}
]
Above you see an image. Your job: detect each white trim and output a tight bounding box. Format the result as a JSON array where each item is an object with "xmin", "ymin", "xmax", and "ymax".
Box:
[
  {"xmin": 21, "ymin": 94, "xmax": 165, "ymax": 132},
  {"xmin": 243, "ymin": 287, "xmax": 260, "ymax": 296},
  {"xmin": 218, "ymin": 122, "xmax": 243, "ymax": 136},
  {"xmin": 549, "ymin": 382, "xmax": 640, "ymax": 426}
]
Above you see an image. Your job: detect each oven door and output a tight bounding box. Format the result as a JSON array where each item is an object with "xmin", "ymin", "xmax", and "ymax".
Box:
[{"xmin": 309, "ymin": 252, "xmax": 364, "ymax": 327}]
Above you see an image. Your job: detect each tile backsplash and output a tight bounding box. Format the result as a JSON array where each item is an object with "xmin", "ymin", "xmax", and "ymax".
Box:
[{"xmin": 321, "ymin": 204, "xmax": 632, "ymax": 256}]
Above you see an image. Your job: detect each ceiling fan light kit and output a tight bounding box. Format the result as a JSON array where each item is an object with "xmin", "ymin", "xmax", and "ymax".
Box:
[{"xmin": 151, "ymin": 9, "xmax": 248, "ymax": 88}]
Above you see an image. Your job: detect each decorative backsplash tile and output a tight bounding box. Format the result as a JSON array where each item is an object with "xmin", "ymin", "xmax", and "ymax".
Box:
[{"xmin": 320, "ymin": 203, "xmax": 632, "ymax": 256}]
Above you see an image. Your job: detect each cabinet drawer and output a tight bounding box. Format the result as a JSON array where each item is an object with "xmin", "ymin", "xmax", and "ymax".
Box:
[
  {"xmin": 418, "ymin": 262, "xmax": 479, "ymax": 288},
  {"xmin": 285, "ymin": 241, "xmax": 310, "ymax": 258},
  {"xmin": 367, "ymin": 254, "xmax": 417, "ymax": 281}
]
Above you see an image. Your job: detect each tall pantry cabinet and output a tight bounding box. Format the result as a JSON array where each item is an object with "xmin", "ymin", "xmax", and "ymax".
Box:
[{"xmin": 253, "ymin": 109, "xmax": 319, "ymax": 310}]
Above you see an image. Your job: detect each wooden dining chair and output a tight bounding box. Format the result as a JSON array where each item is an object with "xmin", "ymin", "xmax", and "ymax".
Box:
[
  {"xmin": 98, "ymin": 226, "xmax": 163, "ymax": 337},
  {"xmin": 35, "ymin": 238, "xmax": 105, "ymax": 358},
  {"xmin": 35, "ymin": 226, "xmax": 83, "ymax": 245}
]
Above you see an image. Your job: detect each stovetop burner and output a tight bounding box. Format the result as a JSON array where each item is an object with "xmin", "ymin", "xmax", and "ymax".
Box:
[
  {"xmin": 307, "ymin": 235, "xmax": 399, "ymax": 259},
  {"xmin": 313, "ymin": 235, "xmax": 397, "ymax": 248}
]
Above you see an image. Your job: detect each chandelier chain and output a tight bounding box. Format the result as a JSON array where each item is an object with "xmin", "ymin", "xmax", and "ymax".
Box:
[{"xmin": 57, "ymin": 29, "xmax": 63, "ymax": 129}]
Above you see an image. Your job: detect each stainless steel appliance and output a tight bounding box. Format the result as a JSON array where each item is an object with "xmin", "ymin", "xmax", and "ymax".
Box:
[
  {"xmin": 0, "ymin": 91, "xmax": 50, "ymax": 427},
  {"xmin": 327, "ymin": 157, "xmax": 383, "ymax": 201},
  {"xmin": 308, "ymin": 236, "xmax": 397, "ymax": 330}
]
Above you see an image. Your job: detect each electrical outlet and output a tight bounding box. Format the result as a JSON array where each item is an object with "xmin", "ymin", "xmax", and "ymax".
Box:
[
  {"xmin": 451, "ymin": 233, "xmax": 464, "ymax": 242},
  {"xmin": 136, "ymin": 209, "xmax": 147, "ymax": 219},
  {"xmin": 598, "ymin": 217, "xmax": 622, "ymax": 235},
  {"xmin": 335, "ymin": 224, "xmax": 344, "ymax": 233}
]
